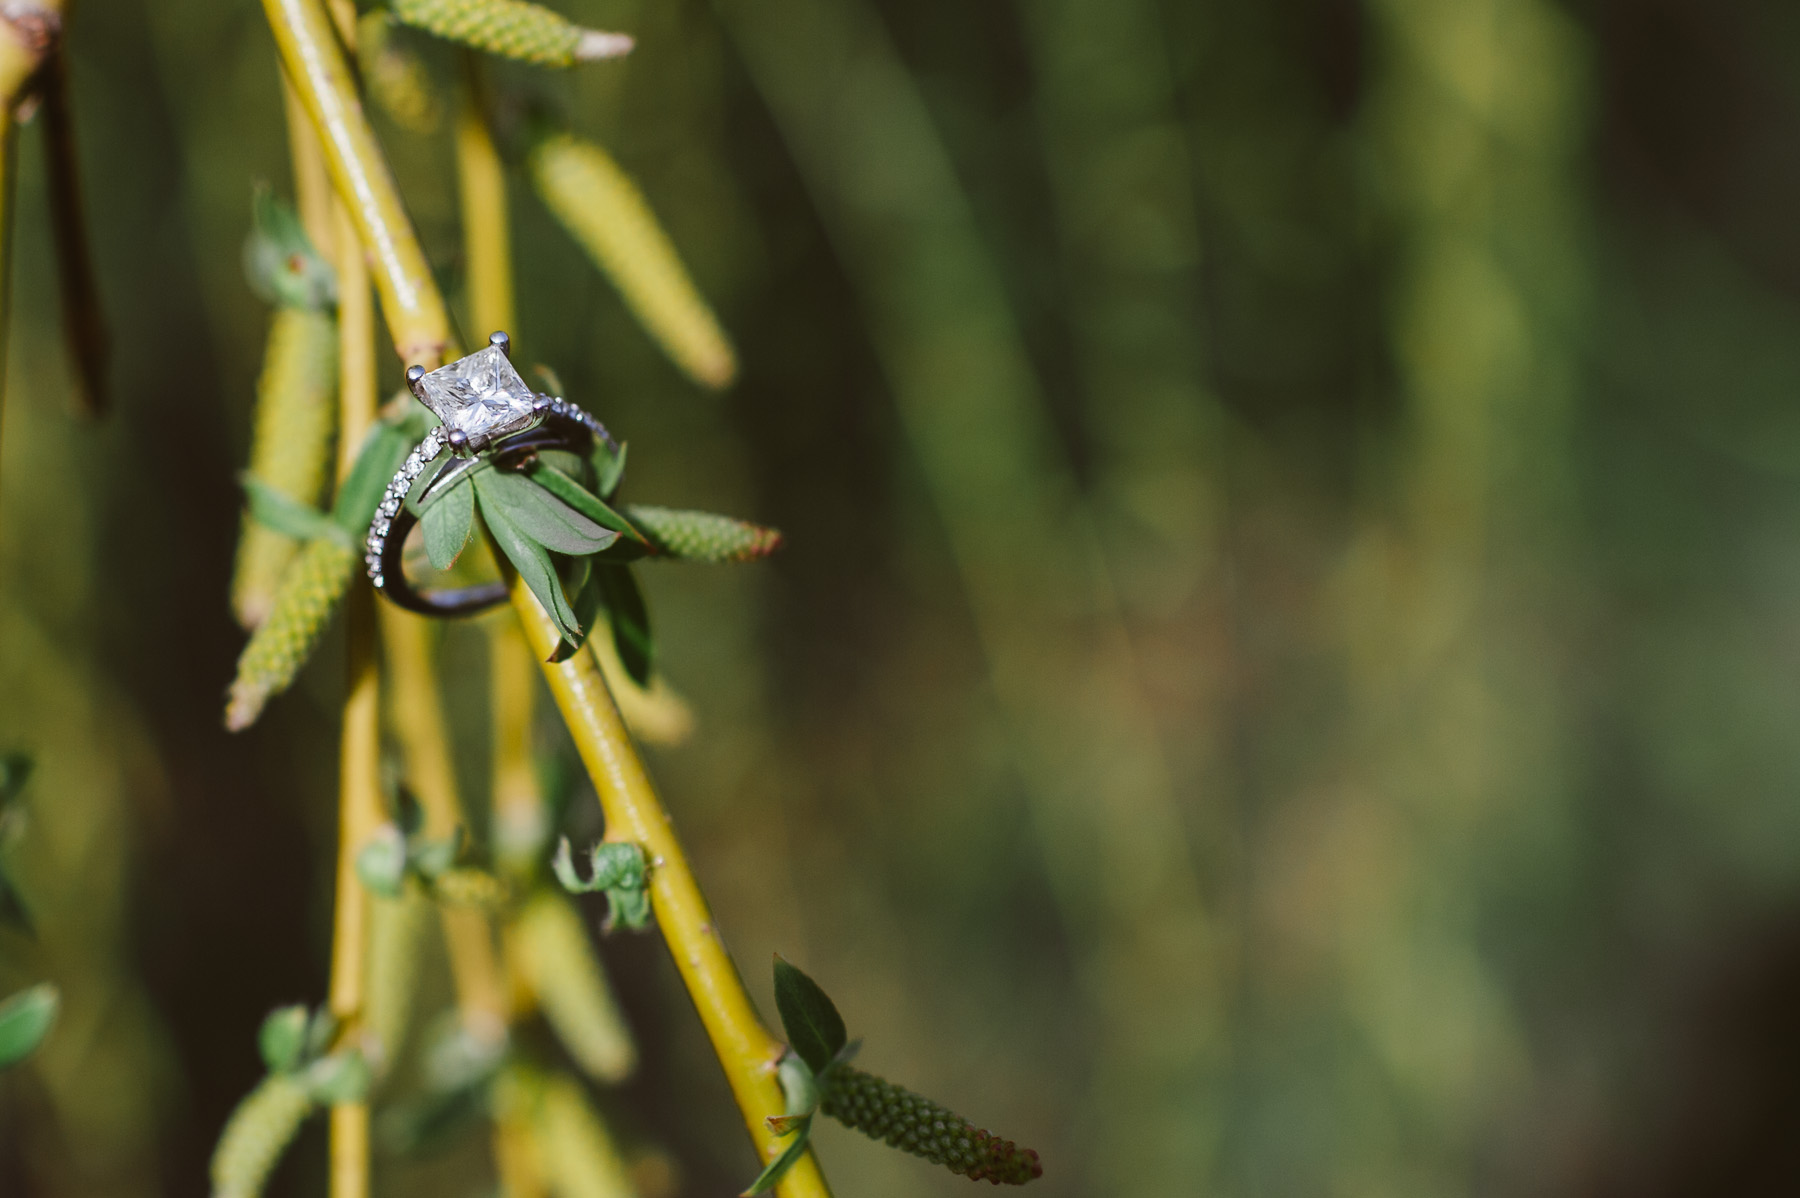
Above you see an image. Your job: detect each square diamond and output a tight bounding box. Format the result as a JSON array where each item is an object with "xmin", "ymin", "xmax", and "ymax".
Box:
[{"xmin": 415, "ymin": 345, "xmax": 537, "ymax": 447}]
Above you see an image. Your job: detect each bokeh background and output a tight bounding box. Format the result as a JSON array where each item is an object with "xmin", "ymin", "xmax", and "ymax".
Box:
[{"xmin": 5, "ymin": 0, "xmax": 1800, "ymax": 1195}]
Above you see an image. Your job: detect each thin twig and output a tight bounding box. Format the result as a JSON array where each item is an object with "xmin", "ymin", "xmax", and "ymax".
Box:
[
  {"xmin": 326, "ymin": 196, "xmax": 380, "ymax": 1198},
  {"xmin": 40, "ymin": 45, "xmax": 104, "ymax": 415}
]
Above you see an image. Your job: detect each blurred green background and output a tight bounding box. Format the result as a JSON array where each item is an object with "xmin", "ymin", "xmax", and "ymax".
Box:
[{"xmin": 6, "ymin": 0, "xmax": 1800, "ymax": 1195}]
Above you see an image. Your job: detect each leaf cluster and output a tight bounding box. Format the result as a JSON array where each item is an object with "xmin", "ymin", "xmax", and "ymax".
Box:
[
  {"xmin": 257, "ymin": 1003, "xmax": 372, "ymax": 1105},
  {"xmin": 550, "ymin": 837, "xmax": 650, "ymax": 931}
]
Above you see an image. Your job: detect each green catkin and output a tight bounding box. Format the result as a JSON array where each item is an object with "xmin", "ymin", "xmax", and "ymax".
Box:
[
  {"xmin": 623, "ymin": 505, "xmax": 781, "ymax": 563},
  {"xmin": 224, "ymin": 536, "xmax": 356, "ymax": 731},
  {"xmin": 230, "ymin": 307, "xmax": 338, "ymax": 629},
  {"xmin": 389, "ymin": 0, "xmax": 631, "ymax": 68},
  {"xmin": 357, "ymin": 12, "xmax": 441, "ymax": 135},
  {"xmin": 210, "ymin": 1074, "xmax": 317, "ymax": 1198},
  {"xmin": 533, "ymin": 1072, "xmax": 638, "ymax": 1198},
  {"xmin": 364, "ymin": 886, "xmax": 430, "ymax": 1076},
  {"xmin": 512, "ymin": 893, "xmax": 636, "ymax": 1082},
  {"xmin": 822, "ymin": 1066, "xmax": 1043, "ymax": 1186},
  {"xmin": 527, "ymin": 133, "xmax": 737, "ymax": 389}
]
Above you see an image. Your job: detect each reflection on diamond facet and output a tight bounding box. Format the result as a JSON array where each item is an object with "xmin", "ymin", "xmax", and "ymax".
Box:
[{"xmin": 415, "ymin": 345, "xmax": 537, "ymax": 445}]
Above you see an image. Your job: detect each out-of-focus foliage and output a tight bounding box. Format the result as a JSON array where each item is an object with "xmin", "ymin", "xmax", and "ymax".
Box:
[{"xmin": 7, "ymin": 0, "xmax": 1800, "ymax": 1196}]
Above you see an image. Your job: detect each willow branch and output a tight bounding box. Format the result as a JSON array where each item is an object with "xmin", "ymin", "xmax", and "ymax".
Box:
[
  {"xmin": 326, "ymin": 196, "xmax": 380, "ymax": 1198},
  {"xmin": 379, "ymin": 607, "xmax": 510, "ymax": 1039},
  {"xmin": 456, "ymin": 53, "xmax": 512, "ymax": 342},
  {"xmin": 270, "ymin": 4, "xmax": 830, "ymax": 1184},
  {"xmin": 262, "ymin": 0, "xmax": 454, "ymax": 366},
  {"xmin": 505, "ymin": 576, "xmax": 832, "ymax": 1198}
]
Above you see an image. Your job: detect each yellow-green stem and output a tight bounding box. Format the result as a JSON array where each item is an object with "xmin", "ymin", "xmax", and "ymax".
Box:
[
  {"xmin": 327, "ymin": 196, "xmax": 380, "ymax": 1198},
  {"xmin": 283, "ymin": 77, "xmax": 336, "ymax": 260},
  {"xmin": 505, "ymin": 577, "xmax": 832, "ymax": 1198},
  {"xmin": 456, "ymin": 55, "xmax": 513, "ymax": 341},
  {"xmin": 263, "ymin": 0, "xmax": 454, "ymax": 367},
  {"xmin": 380, "ymin": 607, "xmax": 510, "ymax": 1038}
]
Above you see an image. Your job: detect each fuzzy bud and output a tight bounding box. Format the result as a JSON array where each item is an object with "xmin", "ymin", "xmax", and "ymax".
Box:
[
  {"xmin": 624, "ymin": 505, "xmax": 782, "ymax": 563},
  {"xmin": 390, "ymin": 0, "xmax": 629, "ymax": 68},
  {"xmin": 225, "ymin": 536, "xmax": 356, "ymax": 730},
  {"xmin": 210, "ymin": 1074, "xmax": 316, "ymax": 1198}
]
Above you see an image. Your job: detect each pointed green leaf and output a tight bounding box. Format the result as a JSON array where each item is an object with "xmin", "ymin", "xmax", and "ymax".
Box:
[
  {"xmin": 304, "ymin": 1050, "xmax": 372, "ymax": 1105},
  {"xmin": 741, "ymin": 1115, "xmax": 813, "ymax": 1197},
  {"xmin": 594, "ymin": 439, "xmax": 627, "ymax": 500},
  {"xmin": 526, "ymin": 461, "xmax": 648, "ymax": 553},
  {"xmin": 773, "ymin": 957, "xmax": 847, "ymax": 1076},
  {"xmin": 243, "ymin": 475, "xmax": 347, "ymax": 545},
  {"xmin": 259, "ymin": 1004, "xmax": 311, "ymax": 1074},
  {"xmin": 477, "ymin": 476, "xmax": 585, "ymax": 652},
  {"xmin": 476, "ymin": 470, "xmax": 617, "ymax": 556},
  {"xmin": 597, "ymin": 566, "xmax": 652, "ymax": 686},
  {"xmin": 420, "ymin": 475, "xmax": 474, "ymax": 569},
  {"xmin": 332, "ymin": 420, "xmax": 416, "ymax": 532},
  {"xmin": 0, "ymin": 984, "xmax": 58, "ymax": 1067},
  {"xmin": 626, "ymin": 504, "xmax": 783, "ymax": 563}
]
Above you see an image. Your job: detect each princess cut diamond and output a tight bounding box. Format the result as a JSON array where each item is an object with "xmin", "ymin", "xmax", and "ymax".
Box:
[{"xmin": 414, "ymin": 345, "xmax": 538, "ymax": 448}]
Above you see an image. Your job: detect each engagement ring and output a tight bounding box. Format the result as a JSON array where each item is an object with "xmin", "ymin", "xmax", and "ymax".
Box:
[{"xmin": 366, "ymin": 332, "xmax": 612, "ymax": 615}]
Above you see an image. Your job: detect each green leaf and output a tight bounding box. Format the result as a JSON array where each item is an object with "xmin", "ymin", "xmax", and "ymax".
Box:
[
  {"xmin": 594, "ymin": 439, "xmax": 627, "ymax": 500},
  {"xmin": 332, "ymin": 420, "xmax": 416, "ymax": 532},
  {"xmin": 742, "ymin": 1114, "xmax": 813, "ymax": 1197},
  {"xmin": 259, "ymin": 1004, "xmax": 311, "ymax": 1074},
  {"xmin": 625, "ymin": 505, "xmax": 783, "ymax": 563},
  {"xmin": 477, "ymin": 475, "xmax": 585, "ymax": 652},
  {"xmin": 773, "ymin": 957, "xmax": 846, "ymax": 1076},
  {"xmin": 475, "ymin": 470, "xmax": 617, "ymax": 556},
  {"xmin": 0, "ymin": 983, "xmax": 58, "ymax": 1067},
  {"xmin": 597, "ymin": 566, "xmax": 653, "ymax": 686},
  {"xmin": 0, "ymin": 752, "xmax": 33, "ymax": 803},
  {"xmin": 526, "ymin": 461, "xmax": 648, "ymax": 554},
  {"xmin": 420, "ymin": 475, "xmax": 474, "ymax": 570},
  {"xmin": 243, "ymin": 475, "xmax": 347, "ymax": 545},
  {"xmin": 244, "ymin": 185, "xmax": 337, "ymax": 310}
]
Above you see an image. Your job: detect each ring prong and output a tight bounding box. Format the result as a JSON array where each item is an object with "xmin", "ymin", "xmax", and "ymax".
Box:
[
  {"xmin": 489, "ymin": 331, "xmax": 511, "ymax": 358},
  {"xmin": 532, "ymin": 393, "xmax": 552, "ymax": 413},
  {"xmin": 405, "ymin": 364, "xmax": 426, "ymax": 399},
  {"xmin": 446, "ymin": 428, "xmax": 470, "ymax": 454}
]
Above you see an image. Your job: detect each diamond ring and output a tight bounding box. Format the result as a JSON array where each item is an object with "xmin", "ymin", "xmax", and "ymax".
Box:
[{"xmin": 365, "ymin": 332, "xmax": 613, "ymax": 615}]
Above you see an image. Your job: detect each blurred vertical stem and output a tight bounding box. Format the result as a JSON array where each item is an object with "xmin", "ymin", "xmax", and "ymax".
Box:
[
  {"xmin": 380, "ymin": 609, "xmax": 510, "ymax": 1037},
  {"xmin": 457, "ymin": 53, "xmax": 512, "ymax": 342},
  {"xmin": 283, "ymin": 77, "xmax": 336, "ymax": 259},
  {"xmin": 328, "ymin": 191, "xmax": 380, "ymax": 1198},
  {"xmin": 505, "ymin": 572, "xmax": 833, "ymax": 1198},
  {"xmin": 718, "ymin": 0, "xmax": 1218, "ymax": 1191},
  {"xmin": 262, "ymin": 0, "xmax": 455, "ymax": 367},
  {"xmin": 41, "ymin": 46, "xmax": 104, "ymax": 414}
]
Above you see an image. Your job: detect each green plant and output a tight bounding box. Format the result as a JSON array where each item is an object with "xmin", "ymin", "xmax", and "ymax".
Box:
[{"xmin": 194, "ymin": 2, "xmax": 1044, "ymax": 1196}]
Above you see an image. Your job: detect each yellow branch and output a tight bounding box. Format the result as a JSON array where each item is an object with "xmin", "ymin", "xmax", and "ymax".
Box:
[
  {"xmin": 507, "ymin": 577, "xmax": 832, "ymax": 1198},
  {"xmin": 380, "ymin": 607, "xmax": 510, "ymax": 1039},
  {"xmin": 456, "ymin": 55, "xmax": 513, "ymax": 342},
  {"xmin": 263, "ymin": 0, "xmax": 454, "ymax": 367},
  {"xmin": 326, "ymin": 197, "xmax": 380, "ymax": 1198}
]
